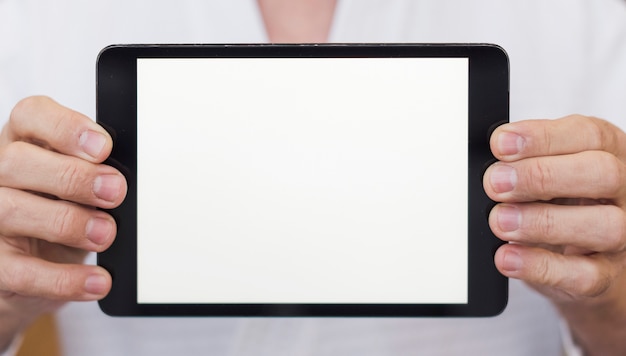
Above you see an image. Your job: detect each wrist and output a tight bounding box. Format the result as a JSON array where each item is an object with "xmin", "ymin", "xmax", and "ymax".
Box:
[
  {"xmin": 0, "ymin": 333, "xmax": 23, "ymax": 356},
  {"xmin": 0, "ymin": 301, "xmax": 39, "ymax": 354},
  {"xmin": 555, "ymin": 273, "xmax": 626, "ymax": 356},
  {"xmin": 0, "ymin": 319, "xmax": 22, "ymax": 355}
]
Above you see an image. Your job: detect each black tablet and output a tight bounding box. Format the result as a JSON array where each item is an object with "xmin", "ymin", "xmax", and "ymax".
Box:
[{"xmin": 96, "ymin": 44, "xmax": 508, "ymax": 317}]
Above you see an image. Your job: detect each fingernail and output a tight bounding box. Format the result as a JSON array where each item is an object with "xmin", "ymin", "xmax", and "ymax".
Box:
[
  {"xmin": 497, "ymin": 132, "xmax": 525, "ymax": 156},
  {"xmin": 502, "ymin": 250, "xmax": 523, "ymax": 272},
  {"xmin": 497, "ymin": 205, "xmax": 521, "ymax": 232},
  {"xmin": 86, "ymin": 217, "xmax": 113, "ymax": 245},
  {"xmin": 79, "ymin": 130, "xmax": 107, "ymax": 159},
  {"xmin": 93, "ymin": 175, "xmax": 123, "ymax": 202},
  {"xmin": 490, "ymin": 165, "xmax": 517, "ymax": 193},
  {"xmin": 84, "ymin": 274, "xmax": 108, "ymax": 295}
]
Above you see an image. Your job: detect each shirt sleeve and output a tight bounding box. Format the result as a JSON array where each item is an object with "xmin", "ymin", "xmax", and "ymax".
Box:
[
  {"xmin": 0, "ymin": 334, "xmax": 23, "ymax": 356},
  {"xmin": 560, "ymin": 319, "xmax": 584, "ymax": 356}
]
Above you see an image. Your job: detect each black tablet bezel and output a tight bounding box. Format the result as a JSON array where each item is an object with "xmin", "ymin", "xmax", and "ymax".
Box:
[{"xmin": 96, "ymin": 44, "xmax": 508, "ymax": 317}]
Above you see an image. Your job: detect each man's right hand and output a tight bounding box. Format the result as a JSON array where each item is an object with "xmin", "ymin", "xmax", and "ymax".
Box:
[{"xmin": 0, "ymin": 96, "xmax": 127, "ymax": 350}]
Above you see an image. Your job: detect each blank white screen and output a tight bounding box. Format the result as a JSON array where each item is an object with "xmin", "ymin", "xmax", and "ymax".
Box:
[{"xmin": 136, "ymin": 57, "xmax": 468, "ymax": 304}]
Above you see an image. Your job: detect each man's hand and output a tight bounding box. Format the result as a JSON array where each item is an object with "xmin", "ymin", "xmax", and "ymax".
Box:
[
  {"xmin": 0, "ymin": 96, "xmax": 127, "ymax": 349},
  {"xmin": 484, "ymin": 115, "xmax": 626, "ymax": 356}
]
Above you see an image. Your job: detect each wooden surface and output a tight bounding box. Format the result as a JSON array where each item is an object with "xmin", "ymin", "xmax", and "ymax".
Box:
[{"xmin": 17, "ymin": 314, "xmax": 61, "ymax": 356}]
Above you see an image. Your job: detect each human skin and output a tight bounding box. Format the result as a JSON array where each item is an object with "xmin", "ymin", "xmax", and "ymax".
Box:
[
  {"xmin": 257, "ymin": 0, "xmax": 337, "ymax": 42},
  {"xmin": 0, "ymin": 96, "xmax": 127, "ymax": 351},
  {"xmin": 486, "ymin": 117, "xmax": 626, "ymax": 355},
  {"xmin": 2, "ymin": 109, "xmax": 625, "ymax": 355},
  {"xmin": 2, "ymin": 1, "xmax": 626, "ymax": 355}
]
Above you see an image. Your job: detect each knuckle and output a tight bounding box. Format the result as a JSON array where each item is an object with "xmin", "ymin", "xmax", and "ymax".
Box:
[
  {"xmin": 8, "ymin": 96, "xmax": 80, "ymax": 150},
  {"xmin": 57, "ymin": 161, "xmax": 87, "ymax": 198},
  {"xmin": 589, "ymin": 116, "xmax": 619, "ymax": 152},
  {"xmin": 566, "ymin": 115, "xmax": 613, "ymax": 151},
  {"xmin": 619, "ymin": 213, "xmax": 626, "ymax": 251},
  {"xmin": 51, "ymin": 203, "xmax": 78, "ymax": 242},
  {"xmin": 541, "ymin": 124, "xmax": 554, "ymax": 155},
  {"xmin": 532, "ymin": 254, "xmax": 554, "ymax": 287},
  {"xmin": 0, "ymin": 259, "xmax": 32, "ymax": 294},
  {"xmin": 527, "ymin": 160, "xmax": 554, "ymax": 199},
  {"xmin": 0, "ymin": 254, "xmax": 82, "ymax": 299},
  {"xmin": 581, "ymin": 115, "xmax": 605, "ymax": 149},
  {"xmin": 51, "ymin": 108, "xmax": 82, "ymax": 144},
  {"xmin": 0, "ymin": 141, "xmax": 28, "ymax": 180},
  {"xmin": 602, "ymin": 207, "xmax": 626, "ymax": 251},
  {"xmin": 0, "ymin": 187, "xmax": 18, "ymax": 229},
  {"xmin": 595, "ymin": 152, "xmax": 623, "ymax": 196},
  {"xmin": 9, "ymin": 96, "xmax": 51, "ymax": 128},
  {"xmin": 535, "ymin": 205, "xmax": 556, "ymax": 238},
  {"xmin": 576, "ymin": 262, "xmax": 611, "ymax": 298},
  {"xmin": 51, "ymin": 269, "xmax": 79, "ymax": 298},
  {"xmin": 10, "ymin": 96, "xmax": 36, "ymax": 124}
]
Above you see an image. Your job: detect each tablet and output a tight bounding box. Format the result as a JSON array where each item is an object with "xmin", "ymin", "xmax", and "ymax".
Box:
[{"xmin": 96, "ymin": 44, "xmax": 509, "ymax": 317}]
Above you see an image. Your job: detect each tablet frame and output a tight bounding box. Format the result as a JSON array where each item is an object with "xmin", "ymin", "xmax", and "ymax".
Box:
[{"xmin": 96, "ymin": 44, "xmax": 509, "ymax": 317}]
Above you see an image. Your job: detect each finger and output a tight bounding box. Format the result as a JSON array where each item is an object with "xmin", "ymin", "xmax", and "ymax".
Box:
[
  {"xmin": 490, "ymin": 203, "xmax": 626, "ymax": 253},
  {"xmin": 5, "ymin": 96, "xmax": 112, "ymax": 163},
  {"xmin": 0, "ymin": 141, "xmax": 126, "ymax": 208},
  {"xmin": 491, "ymin": 115, "xmax": 626, "ymax": 162},
  {"xmin": 0, "ymin": 188, "xmax": 116, "ymax": 252},
  {"xmin": 483, "ymin": 150, "xmax": 626, "ymax": 203},
  {"xmin": 495, "ymin": 243, "xmax": 618, "ymax": 299},
  {"xmin": 0, "ymin": 254, "xmax": 111, "ymax": 300}
]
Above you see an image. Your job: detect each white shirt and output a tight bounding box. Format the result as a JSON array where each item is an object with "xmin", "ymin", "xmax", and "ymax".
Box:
[{"xmin": 1, "ymin": 0, "xmax": 625, "ymax": 355}]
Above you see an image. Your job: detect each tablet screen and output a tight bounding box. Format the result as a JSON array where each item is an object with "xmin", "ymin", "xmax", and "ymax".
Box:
[
  {"xmin": 97, "ymin": 44, "xmax": 508, "ymax": 317},
  {"xmin": 136, "ymin": 57, "xmax": 468, "ymax": 304}
]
